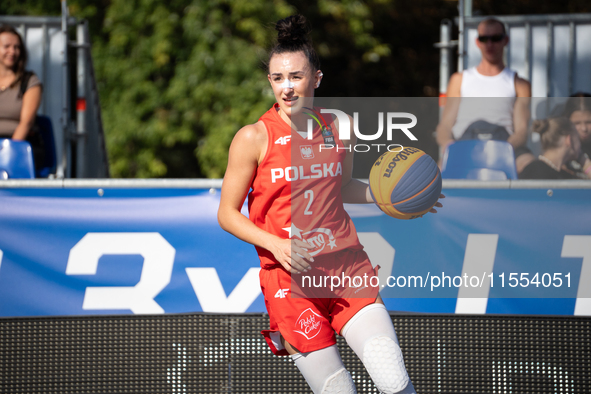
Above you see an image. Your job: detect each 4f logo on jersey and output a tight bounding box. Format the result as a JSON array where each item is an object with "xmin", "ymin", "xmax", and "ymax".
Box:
[
  {"xmin": 300, "ymin": 145, "xmax": 314, "ymax": 159},
  {"xmin": 274, "ymin": 288, "xmax": 290, "ymax": 298},
  {"xmin": 275, "ymin": 135, "xmax": 291, "ymax": 145}
]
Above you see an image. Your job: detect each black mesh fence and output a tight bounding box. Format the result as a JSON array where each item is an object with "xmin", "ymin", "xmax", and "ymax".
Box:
[{"xmin": 1, "ymin": 313, "xmax": 589, "ymax": 393}]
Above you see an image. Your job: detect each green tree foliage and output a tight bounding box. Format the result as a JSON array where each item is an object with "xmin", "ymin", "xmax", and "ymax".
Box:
[
  {"xmin": 92, "ymin": 0, "xmax": 396, "ymax": 178},
  {"xmin": 92, "ymin": 0, "xmax": 285, "ymax": 177},
  {"xmin": 1, "ymin": 0, "xmax": 398, "ymax": 178},
  {"xmin": 0, "ymin": 0, "xmax": 61, "ymax": 16}
]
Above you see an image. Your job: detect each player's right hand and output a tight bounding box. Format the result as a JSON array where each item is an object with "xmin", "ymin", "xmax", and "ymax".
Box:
[
  {"xmin": 290, "ymin": 238, "xmax": 315, "ymax": 274},
  {"xmin": 271, "ymin": 238, "xmax": 314, "ymax": 274}
]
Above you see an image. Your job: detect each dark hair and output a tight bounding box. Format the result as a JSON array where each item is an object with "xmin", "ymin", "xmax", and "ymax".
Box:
[
  {"xmin": 532, "ymin": 117, "xmax": 576, "ymax": 151},
  {"xmin": 478, "ymin": 17, "xmax": 506, "ymax": 36},
  {"xmin": 563, "ymin": 92, "xmax": 591, "ymax": 119},
  {"xmin": 0, "ymin": 25, "xmax": 27, "ymax": 88},
  {"xmin": 268, "ymin": 15, "xmax": 320, "ymax": 72}
]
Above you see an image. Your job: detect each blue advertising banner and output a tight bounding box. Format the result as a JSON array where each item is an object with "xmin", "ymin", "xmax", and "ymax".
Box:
[{"xmin": 0, "ymin": 183, "xmax": 590, "ymax": 317}]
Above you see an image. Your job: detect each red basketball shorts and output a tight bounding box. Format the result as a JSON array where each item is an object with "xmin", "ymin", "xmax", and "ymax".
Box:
[{"xmin": 259, "ymin": 248, "xmax": 379, "ymax": 356}]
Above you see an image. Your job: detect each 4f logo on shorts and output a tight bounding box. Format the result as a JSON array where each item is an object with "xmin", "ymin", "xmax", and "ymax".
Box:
[
  {"xmin": 294, "ymin": 308, "xmax": 323, "ymax": 340},
  {"xmin": 274, "ymin": 288, "xmax": 290, "ymax": 298}
]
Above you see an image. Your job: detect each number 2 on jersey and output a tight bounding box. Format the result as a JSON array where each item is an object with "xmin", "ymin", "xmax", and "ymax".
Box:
[{"xmin": 304, "ymin": 190, "xmax": 314, "ymax": 215}]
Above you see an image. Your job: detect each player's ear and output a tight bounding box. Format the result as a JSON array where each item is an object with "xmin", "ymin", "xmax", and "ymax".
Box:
[{"xmin": 315, "ymin": 70, "xmax": 323, "ymax": 89}]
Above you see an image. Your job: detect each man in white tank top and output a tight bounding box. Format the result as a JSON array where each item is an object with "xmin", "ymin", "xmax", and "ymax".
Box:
[{"xmin": 436, "ymin": 18, "xmax": 534, "ymax": 173}]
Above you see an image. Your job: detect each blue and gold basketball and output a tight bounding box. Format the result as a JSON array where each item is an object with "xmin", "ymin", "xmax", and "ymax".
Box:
[{"xmin": 369, "ymin": 147, "xmax": 442, "ymax": 219}]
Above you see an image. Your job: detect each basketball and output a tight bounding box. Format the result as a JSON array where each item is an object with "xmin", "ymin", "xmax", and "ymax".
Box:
[{"xmin": 369, "ymin": 147, "xmax": 442, "ymax": 219}]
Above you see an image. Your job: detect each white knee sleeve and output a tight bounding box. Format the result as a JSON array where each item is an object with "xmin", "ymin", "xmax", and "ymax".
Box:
[
  {"xmin": 342, "ymin": 304, "xmax": 416, "ymax": 394},
  {"xmin": 321, "ymin": 367, "xmax": 356, "ymax": 394},
  {"xmin": 291, "ymin": 345, "xmax": 356, "ymax": 394},
  {"xmin": 363, "ymin": 335, "xmax": 409, "ymax": 393}
]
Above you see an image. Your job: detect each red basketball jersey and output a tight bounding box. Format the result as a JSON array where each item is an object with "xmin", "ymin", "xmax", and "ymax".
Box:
[{"xmin": 248, "ymin": 104, "xmax": 363, "ymax": 269}]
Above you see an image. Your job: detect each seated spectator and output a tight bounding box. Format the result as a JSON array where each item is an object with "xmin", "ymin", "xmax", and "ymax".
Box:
[
  {"xmin": 519, "ymin": 117, "xmax": 591, "ymax": 180},
  {"xmin": 562, "ymin": 93, "xmax": 591, "ymax": 178},
  {"xmin": 0, "ymin": 25, "xmax": 43, "ymax": 141},
  {"xmin": 436, "ymin": 17, "xmax": 534, "ymax": 173}
]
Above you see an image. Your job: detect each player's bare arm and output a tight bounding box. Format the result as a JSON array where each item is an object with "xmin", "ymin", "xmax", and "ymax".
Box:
[
  {"xmin": 508, "ymin": 76, "xmax": 532, "ymax": 149},
  {"xmin": 435, "ymin": 72, "xmax": 462, "ymax": 151},
  {"xmin": 218, "ymin": 122, "xmax": 313, "ymax": 274}
]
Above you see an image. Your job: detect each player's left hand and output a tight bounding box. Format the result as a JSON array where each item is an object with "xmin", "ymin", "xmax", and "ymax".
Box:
[{"xmin": 428, "ymin": 194, "xmax": 445, "ymax": 214}]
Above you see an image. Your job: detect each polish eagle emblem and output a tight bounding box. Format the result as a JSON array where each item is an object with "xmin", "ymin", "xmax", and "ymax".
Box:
[{"xmin": 300, "ymin": 145, "xmax": 314, "ymax": 159}]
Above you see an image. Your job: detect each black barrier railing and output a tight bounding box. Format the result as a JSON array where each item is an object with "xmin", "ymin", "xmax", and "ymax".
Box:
[{"xmin": 1, "ymin": 313, "xmax": 589, "ymax": 393}]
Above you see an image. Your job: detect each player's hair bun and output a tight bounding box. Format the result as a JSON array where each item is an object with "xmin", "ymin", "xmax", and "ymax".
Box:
[
  {"xmin": 268, "ymin": 14, "xmax": 321, "ymax": 71},
  {"xmin": 275, "ymin": 15, "xmax": 310, "ymax": 49},
  {"xmin": 532, "ymin": 119, "xmax": 550, "ymax": 135}
]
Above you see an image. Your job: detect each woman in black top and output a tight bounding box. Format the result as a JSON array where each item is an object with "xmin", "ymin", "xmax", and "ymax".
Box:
[{"xmin": 520, "ymin": 117, "xmax": 591, "ymax": 180}]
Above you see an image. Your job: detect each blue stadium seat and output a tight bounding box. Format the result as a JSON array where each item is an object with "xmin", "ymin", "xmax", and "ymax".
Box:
[
  {"xmin": 34, "ymin": 115, "xmax": 57, "ymax": 178},
  {"xmin": 441, "ymin": 140, "xmax": 518, "ymax": 180},
  {"xmin": 0, "ymin": 139, "xmax": 36, "ymax": 179}
]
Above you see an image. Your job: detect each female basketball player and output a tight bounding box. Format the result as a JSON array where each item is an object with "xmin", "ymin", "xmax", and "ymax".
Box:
[{"xmin": 218, "ymin": 15, "xmax": 440, "ymax": 394}]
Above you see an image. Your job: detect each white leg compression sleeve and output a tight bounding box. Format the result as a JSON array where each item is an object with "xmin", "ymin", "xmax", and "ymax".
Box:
[
  {"xmin": 341, "ymin": 304, "xmax": 416, "ymax": 394},
  {"xmin": 291, "ymin": 345, "xmax": 356, "ymax": 394}
]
